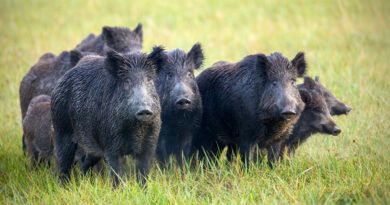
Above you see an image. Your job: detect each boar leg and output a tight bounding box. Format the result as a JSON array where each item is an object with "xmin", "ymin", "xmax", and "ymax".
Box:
[
  {"xmin": 156, "ymin": 138, "xmax": 168, "ymax": 168},
  {"xmin": 104, "ymin": 152, "xmax": 121, "ymax": 187},
  {"xmin": 278, "ymin": 143, "xmax": 287, "ymax": 161},
  {"xmin": 30, "ymin": 150, "xmax": 39, "ymax": 167},
  {"xmin": 238, "ymin": 142, "xmax": 255, "ymax": 166},
  {"xmin": 22, "ymin": 134, "xmax": 27, "ymax": 154},
  {"xmin": 136, "ymin": 147, "xmax": 155, "ymax": 185},
  {"xmin": 226, "ymin": 144, "xmax": 237, "ymax": 162},
  {"xmin": 267, "ymin": 142, "xmax": 282, "ymax": 168},
  {"xmin": 176, "ymin": 137, "xmax": 192, "ymax": 169},
  {"xmin": 55, "ymin": 133, "xmax": 77, "ymax": 182},
  {"xmin": 287, "ymin": 143, "xmax": 299, "ymax": 156},
  {"xmin": 81, "ymin": 154, "xmax": 101, "ymax": 174}
]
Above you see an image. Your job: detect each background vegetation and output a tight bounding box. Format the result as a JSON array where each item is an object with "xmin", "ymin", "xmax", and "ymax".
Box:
[{"xmin": 0, "ymin": 0, "xmax": 389, "ymax": 204}]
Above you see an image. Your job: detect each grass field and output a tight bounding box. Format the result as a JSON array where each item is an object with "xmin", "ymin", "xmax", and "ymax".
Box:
[{"xmin": 1, "ymin": 0, "xmax": 390, "ymax": 204}]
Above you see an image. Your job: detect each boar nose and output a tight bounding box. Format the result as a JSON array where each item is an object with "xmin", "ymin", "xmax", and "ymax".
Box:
[
  {"xmin": 332, "ymin": 126, "xmax": 341, "ymax": 136},
  {"xmin": 176, "ymin": 98, "xmax": 192, "ymax": 109},
  {"xmin": 136, "ymin": 108, "xmax": 154, "ymax": 121},
  {"xmin": 280, "ymin": 108, "xmax": 296, "ymax": 120},
  {"xmin": 277, "ymin": 90, "xmax": 298, "ymax": 120},
  {"xmin": 345, "ymin": 106, "xmax": 352, "ymax": 114}
]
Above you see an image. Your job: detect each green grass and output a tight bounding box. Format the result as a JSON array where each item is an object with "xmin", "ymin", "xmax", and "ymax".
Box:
[{"xmin": 1, "ymin": 0, "xmax": 390, "ymax": 204}]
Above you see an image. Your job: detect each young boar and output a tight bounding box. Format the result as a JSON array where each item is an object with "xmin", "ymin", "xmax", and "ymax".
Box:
[
  {"xmin": 51, "ymin": 48, "xmax": 164, "ymax": 186},
  {"xmin": 155, "ymin": 43, "xmax": 204, "ymax": 168},
  {"xmin": 264, "ymin": 77, "xmax": 342, "ymax": 167},
  {"xmin": 193, "ymin": 52, "xmax": 307, "ymax": 163},
  {"xmin": 284, "ymin": 77, "xmax": 342, "ymax": 155},
  {"xmin": 19, "ymin": 50, "xmax": 85, "ymax": 120},
  {"xmin": 23, "ymin": 95, "xmax": 53, "ymax": 165},
  {"xmin": 19, "ymin": 50, "xmax": 87, "ymax": 152},
  {"xmin": 309, "ymin": 76, "xmax": 352, "ymax": 116}
]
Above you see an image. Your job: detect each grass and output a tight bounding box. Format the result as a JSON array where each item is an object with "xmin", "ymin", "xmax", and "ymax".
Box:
[{"xmin": 0, "ymin": 0, "xmax": 389, "ymax": 204}]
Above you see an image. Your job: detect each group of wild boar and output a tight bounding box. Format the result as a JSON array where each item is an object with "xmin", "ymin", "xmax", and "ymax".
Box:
[{"xmin": 19, "ymin": 23, "xmax": 352, "ymax": 186}]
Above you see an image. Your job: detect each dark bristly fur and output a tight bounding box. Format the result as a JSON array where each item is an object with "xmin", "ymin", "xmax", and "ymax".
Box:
[
  {"xmin": 193, "ymin": 52, "xmax": 307, "ymax": 164},
  {"xmin": 19, "ymin": 50, "xmax": 89, "ymax": 152},
  {"xmin": 284, "ymin": 77, "xmax": 341, "ymax": 155},
  {"xmin": 19, "ymin": 50, "xmax": 87, "ymax": 120},
  {"xmin": 259, "ymin": 77, "xmax": 342, "ymax": 166},
  {"xmin": 308, "ymin": 76, "xmax": 352, "ymax": 116},
  {"xmin": 75, "ymin": 23, "xmax": 143, "ymax": 55},
  {"xmin": 155, "ymin": 43, "xmax": 204, "ymax": 168},
  {"xmin": 23, "ymin": 95, "xmax": 53, "ymax": 166},
  {"xmin": 51, "ymin": 47, "xmax": 164, "ymax": 186}
]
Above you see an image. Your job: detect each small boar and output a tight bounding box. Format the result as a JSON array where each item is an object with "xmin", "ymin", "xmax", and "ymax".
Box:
[
  {"xmin": 310, "ymin": 76, "xmax": 352, "ymax": 116},
  {"xmin": 284, "ymin": 77, "xmax": 341, "ymax": 154},
  {"xmin": 193, "ymin": 52, "xmax": 307, "ymax": 163},
  {"xmin": 155, "ymin": 43, "xmax": 204, "ymax": 168},
  {"xmin": 264, "ymin": 77, "xmax": 342, "ymax": 167},
  {"xmin": 19, "ymin": 50, "xmax": 85, "ymax": 120},
  {"xmin": 19, "ymin": 50, "xmax": 87, "ymax": 152},
  {"xmin": 51, "ymin": 47, "xmax": 164, "ymax": 186},
  {"xmin": 23, "ymin": 95, "xmax": 100, "ymax": 170},
  {"xmin": 75, "ymin": 23, "xmax": 143, "ymax": 55},
  {"xmin": 23, "ymin": 95, "xmax": 53, "ymax": 165}
]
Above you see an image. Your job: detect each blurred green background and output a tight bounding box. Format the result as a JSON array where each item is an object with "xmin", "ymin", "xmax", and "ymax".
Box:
[{"xmin": 0, "ymin": 0, "xmax": 389, "ymax": 204}]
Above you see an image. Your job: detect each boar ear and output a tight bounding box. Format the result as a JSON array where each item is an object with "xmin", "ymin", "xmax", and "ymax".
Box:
[
  {"xmin": 69, "ymin": 50, "xmax": 83, "ymax": 67},
  {"xmin": 303, "ymin": 76, "xmax": 316, "ymax": 90},
  {"xmin": 187, "ymin": 43, "xmax": 204, "ymax": 69},
  {"xmin": 299, "ymin": 89, "xmax": 312, "ymax": 104},
  {"xmin": 256, "ymin": 54, "xmax": 269, "ymax": 72},
  {"xmin": 105, "ymin": 49, "xmax": 128, "ymax": 78},
  {"xmin": 315, "ymin": 75, "xmax": 319, "ymax": 82},
  {"xmin": 39, "ymin": 52, "xmax": 55, "ymax": 61},
  {"xmin": 102, "ymin": 26, "xmax": 120, "ymax": 48},
  {"xmin": 147, "ymin": 46, "xmax": 166, "ymax": 73},
  {"xmin": 291, "ymin": 52, "xmax": 307, "ymax": 77},
  {"xmin": 102, "ymin": 26, "xmax": 114, "ymax": 42},
  {"xmin": 133, "ymin": 23, "xmax": 143, "ymax": 42}
]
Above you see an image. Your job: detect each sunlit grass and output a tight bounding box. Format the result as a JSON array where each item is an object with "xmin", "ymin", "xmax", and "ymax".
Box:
[{"xmin": 0, "ymin": 0, "xmax": 389, "ymax": 203}]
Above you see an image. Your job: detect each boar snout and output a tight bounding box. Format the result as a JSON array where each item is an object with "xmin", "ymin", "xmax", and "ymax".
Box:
[
  {"xmin": 345, "ymin": 106, "xmax": 352, "ymax": 115},
  {"xmin": 172, "ymin": 81, "xmax": 194, "ymax": 110},
  {"xmin": 176, "ymin": 97, "xmax": 192, "ymax": 109},
  {"xmin": 277, "ymin": 91, "xmax": 299, "ymax": 120},
  {"xmin": 280, "ymin": 108, "xmax": 296, "ymax": 120},
  {"xmin": 331, "ymin": 126, "xmax": 341, "ymax": 136},
  {"xmin": 135, "ymin": 108, "xmax": 154, "ymax": 121}
]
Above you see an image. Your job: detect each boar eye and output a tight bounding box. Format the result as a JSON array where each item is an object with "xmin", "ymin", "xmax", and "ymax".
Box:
[
  {"xmin": 167, "ymin": 72, "xmax": 173, "ymax": 79},
  {"xmin": 187, "ymin": 72, "xmax": 194, "ymax": 78},
  {"xmin": 291, "ymin": 80, "xmax": 296, "ymax": 86},
  {"xmin": 272, "ymin": 81, "xmax": 277, "ymax": 86}
]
